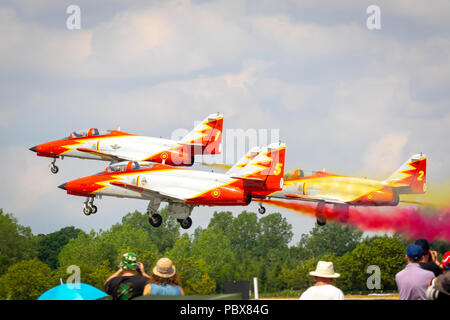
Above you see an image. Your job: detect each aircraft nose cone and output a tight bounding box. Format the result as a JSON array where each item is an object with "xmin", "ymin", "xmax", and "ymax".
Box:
[
  {"xmin": 29, "ymin": 146, "xmax": 37, "ymax": 152},
  {"xmin": 58, "ymin": 183, "xmax": 67, "ymax": 190}
]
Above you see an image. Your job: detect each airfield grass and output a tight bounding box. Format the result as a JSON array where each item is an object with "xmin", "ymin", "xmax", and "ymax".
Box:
[{"xmin": 259, "ymin": 294, "xmax": 399, "ymax": 300}]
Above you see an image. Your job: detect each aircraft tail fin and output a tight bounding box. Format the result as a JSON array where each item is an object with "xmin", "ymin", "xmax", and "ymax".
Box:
[
  {"xmin": 384, "ymin": 153, "xmax": 427, "ymax": 194},
  {"xmin": 179, "ymin": 113, "xmax": 223, "ymax": 155},
  {"xmin": 226, "ymin": 146, "xmax": 261, "ymax": 176},
  {"xmin": 232, "ymin": 142, "xmax": 286, "ymax": 191}
]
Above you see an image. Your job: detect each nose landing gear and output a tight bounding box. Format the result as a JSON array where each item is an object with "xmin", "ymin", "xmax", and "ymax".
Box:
[
  {"xmin": 50, "ymin": 158, "xmax": 59, "ymax": 174},
  {"xmin": 258, "ymin": 203, "xmax": 266, "ymax": 215}
]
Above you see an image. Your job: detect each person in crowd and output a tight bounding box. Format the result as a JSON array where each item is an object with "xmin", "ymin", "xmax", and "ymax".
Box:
[
  {"xmin": 299, "ymin": 261, "xmax": 344, "ymax": 300},
  {"xmin": 426, "ymin": 251, "xmax": 450, "ymax": 300},
  {"xmin": 395, "ymin": 244, "xmax": 435, "ymax": 300},
  {"xmin": 415, "ymin": 239, "xmax": 443, "ymax": 277},
  {"xmin": 143, "ymin": 257, "xmax": 184, "ymax": 296},
  {"xmin": 104, "ymin": 252, "xmax": 151, "ymax": 300}
]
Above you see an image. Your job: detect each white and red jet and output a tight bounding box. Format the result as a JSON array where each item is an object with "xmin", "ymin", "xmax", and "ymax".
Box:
[
  {"xmin": 30, "ymin": 113, "xmax": 223, "ymax": 173},
  {"xmin": 58, "ymin": 142, "xmax": 286, "ymax": 229}
]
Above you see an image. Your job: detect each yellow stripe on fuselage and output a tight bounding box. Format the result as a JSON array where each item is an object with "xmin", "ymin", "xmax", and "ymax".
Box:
[{"xmin": 281, "ymin": 176, "xmax": 385, "ymax": 203}]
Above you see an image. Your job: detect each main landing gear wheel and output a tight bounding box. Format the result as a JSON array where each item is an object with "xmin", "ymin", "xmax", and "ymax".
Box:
[
  {"xmin": 316, "ymin": 215, "xmax": 327, "ymax": 226},
  {"xmin": 83, "ymin": 197, "xmax": 97, "ymax": 216},
  {"xmin": 148, "ymin": 213, "xmax": 163, "ymax": 227},
  {"xmin": 179, "ymin": 217, "xmax": 192, "ymax": 229},
  {"xmin": 258, "ymin": 205, "xmax": 266, "ymax": 215},
  {"xmin": 83, "ymin": 206, "xmax": 92, "ymax": 216}
]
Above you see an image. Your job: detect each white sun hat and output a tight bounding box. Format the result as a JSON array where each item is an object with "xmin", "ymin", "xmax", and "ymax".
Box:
[{"xmin": 309, "ymin": 261, "xmax": 340, "ymax": 278}]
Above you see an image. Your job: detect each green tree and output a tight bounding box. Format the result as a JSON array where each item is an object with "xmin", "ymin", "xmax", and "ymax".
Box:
[
  {"xmin": 0, "ymin": 210, "xmax": 38, "ymax": 275},
  {"xmin": 0, "ymin": 259, "xmax": 54, "ymax": 300},
  {"xmin": 296, "ymin": 221, "xmax": 363, "ymax": 259},
  {"xmin": 229, "ymin": 211, "xmax": 260, "ymax": 256},
  {"xmin": 430, "ymin": 239, "xmax": 450, "ymax": 256},
  {"xmin": 337, "ymin": 235, "xmax": 405, "ymax": 291},
  {"xmin": 257, "ymin": 213, "xmax": 293, "ymax": 255},
  {"xmin": 191, "ymin": 228, "xmax": 237, "ymax": 292},
  {"xmin": 54, "ymin": 261, "xmax": 112, "ymax": 291},
  {"xmin": 58, "ymin": 231, "xmax": 105, "ymax": 268},
  {"xmin": 37, "ymin": 226, "xmax": 84, "ymax": 269},
  {"xmin": 58, "ymin": 224, "xmax": 159, "ymax": 271},
  {"xmin": 186, "ymin": 272, "xmax": 216, "ymax": 295},
  {"xmin": 208, "ymin": 211, "xmax": 234, "ymax": 235},
  {"xmin": 121, "ymin": 208, "xmax": 180, "ymax": 254}
]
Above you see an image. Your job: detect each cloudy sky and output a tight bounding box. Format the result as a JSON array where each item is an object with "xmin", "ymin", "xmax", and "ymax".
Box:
[{"xmin": 1, "ymin": 0, "xmax": 449, "ymax": 242}]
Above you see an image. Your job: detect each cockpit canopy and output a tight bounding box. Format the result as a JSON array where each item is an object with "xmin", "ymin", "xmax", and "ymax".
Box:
[
  {"xmin": 69, "ymin": 128, "xmax": 112, "ymax": 139},
  {"xmin": 100, "ymin": 161, "xmax": 154, "ymax": 174}
]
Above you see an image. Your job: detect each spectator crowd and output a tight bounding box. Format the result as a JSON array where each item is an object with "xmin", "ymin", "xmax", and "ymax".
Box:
[
  {"xmin": 103, "ymin": 238, "xmax": 449, "ymax": 300},
  {"xmin": 104, "ymin": 253, "xmax": 183, "ymax": 300}
]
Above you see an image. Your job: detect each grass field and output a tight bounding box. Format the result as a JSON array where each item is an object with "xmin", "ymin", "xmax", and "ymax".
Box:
[
  {"xmin": 261, "ymin": 293, "xmax": 399, "ymax": 300},
  {"xmin": 344, "ymin": 294, "xmax": 399, "ymax": 300}
]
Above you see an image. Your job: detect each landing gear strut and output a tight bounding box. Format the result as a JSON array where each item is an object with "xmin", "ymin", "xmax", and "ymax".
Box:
[
  {"xmin": 50, "ymin": 158, "xmax": 59, "ymax": 174},
  {"xmin": 147, "ymin": 198, "xmax": 162, "ymax": 227},
  {"xmin": 316, "ymin": 201, "xmax": 326, "ymax": 226},
  {"xmin": 83, "ymin": 197, "xmax": 97, "ymax": 216}
]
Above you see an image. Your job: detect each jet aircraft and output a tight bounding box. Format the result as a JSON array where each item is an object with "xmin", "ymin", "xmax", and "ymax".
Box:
[
  {"xmin": 271, "ymin": 154, "xmax": 427, "ymax": 225},
  {"xmin": 30, "ymin": 113, "xmax": 223, "ymax": 173},
  {"xmin": 58, "ymin": 142, "xmax": 286, "ymax": 229}
]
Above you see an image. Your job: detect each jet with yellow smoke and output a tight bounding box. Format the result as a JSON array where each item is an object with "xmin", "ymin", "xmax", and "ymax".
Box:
[{"xmin": 268, "ymin": 154, "xmax": 427, "ymax": 225}]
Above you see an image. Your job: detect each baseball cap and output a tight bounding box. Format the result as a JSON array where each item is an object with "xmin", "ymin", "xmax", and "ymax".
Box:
[
  {"xmin": 406, "ymin": 244, "xmax": 423, "ymax": 261},
  {"xmin": 442, "ymin": 251, "xmax": 450, "ymax": 270}
]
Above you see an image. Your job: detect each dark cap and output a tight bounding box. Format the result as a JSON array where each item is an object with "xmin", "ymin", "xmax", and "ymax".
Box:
[
  {"xmin": 414, "ymin": 239, "xmax": 430, "ymax": 254},
  {"xmin": 406, "ymin": 244, "xmax": 423, "ymax": 261}
]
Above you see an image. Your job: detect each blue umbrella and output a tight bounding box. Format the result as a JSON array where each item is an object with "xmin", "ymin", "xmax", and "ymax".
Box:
[{"xmin": 38, "ymin": 282, "xmax": 108, "ymax": 300}]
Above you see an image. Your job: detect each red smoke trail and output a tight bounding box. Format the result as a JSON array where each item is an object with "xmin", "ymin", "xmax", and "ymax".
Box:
[{"xmin": 260, "ymin": 199, "xmax": 450, "ymax": 242}]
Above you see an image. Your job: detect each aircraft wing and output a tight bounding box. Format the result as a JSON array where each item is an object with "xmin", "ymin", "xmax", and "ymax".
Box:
[
  {"xmin": 282, "ymin": 194, "xmax": 347, "ymax": 204},
  {"xmin": 76, "ymin": 148, "xmax": 129, "ymax": 162},
  {"xmin": 109, "ymin": 181, "xmax": 184, "ymax": 202}
]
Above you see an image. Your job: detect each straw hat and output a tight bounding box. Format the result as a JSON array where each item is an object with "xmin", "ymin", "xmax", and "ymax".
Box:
[
  {"xmin": 153, "ymin": 258, "xmax": 176, "ymax": 278},
  {"xmin": 309, "ymin": 261, "xmax": 340, "ymax": 278}
]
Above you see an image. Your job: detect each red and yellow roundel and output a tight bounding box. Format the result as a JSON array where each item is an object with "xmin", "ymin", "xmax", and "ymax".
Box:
[
  {"xmin": 211, "ymin": 189, "xmax": 221, "ymax": 198},
  {"xmin": 161, "ymin": 152, "xmax": 168, "ymax": 160}
]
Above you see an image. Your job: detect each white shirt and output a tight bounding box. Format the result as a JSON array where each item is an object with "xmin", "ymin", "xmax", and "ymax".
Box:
[{"xmin": 299, "ymin": 284, "xmax": 345, "ymax": 300}]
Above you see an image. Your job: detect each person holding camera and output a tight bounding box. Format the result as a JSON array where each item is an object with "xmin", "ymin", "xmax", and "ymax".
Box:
[
  {"xmin": 415, "ymin": 239, "xmax": 443, "ymax": 277},
  {"xmin": 426, "ymin": 251, "xmax": 450, "ymax": 300},
  {"xmin": 104, "ymin": 252, "xmax": 151, "ymax": 300}
]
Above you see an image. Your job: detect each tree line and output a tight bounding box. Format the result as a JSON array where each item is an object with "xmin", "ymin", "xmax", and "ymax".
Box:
[{"xmin": 0, "ymin": 208, "xmax": 448, "ymax": 299}]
